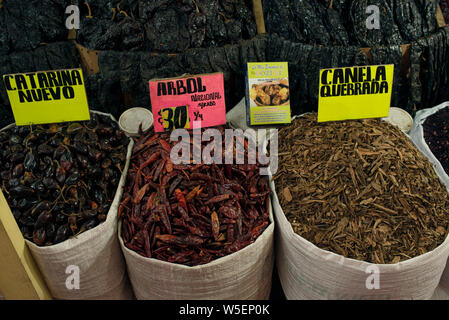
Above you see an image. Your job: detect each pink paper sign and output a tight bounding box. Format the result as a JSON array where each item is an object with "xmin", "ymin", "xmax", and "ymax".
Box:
[{"xmin": 149, "ymin": 73, "xmax": 226, "ymax": 132}]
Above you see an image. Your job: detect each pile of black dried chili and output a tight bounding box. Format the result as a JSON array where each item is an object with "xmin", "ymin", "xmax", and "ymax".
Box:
[
  {"xmin": 423, "ymin": 107, "xmax": 449, "ymax": 175},
  {"xmin": 76, "ymin": 0, "xmax": 257, "ymax": 53},
  {"xmin": 0, "ymin": 113, "xmax": 129, "ymax": 246},
  {"xmin": 119, "ymin": 126, "xmax": 270, "ymax": 266}
]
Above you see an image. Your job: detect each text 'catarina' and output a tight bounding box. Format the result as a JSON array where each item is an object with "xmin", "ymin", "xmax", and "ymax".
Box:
[{"xmin": 4, "ymin": 69, "xmax": 83, "ymax": 103}]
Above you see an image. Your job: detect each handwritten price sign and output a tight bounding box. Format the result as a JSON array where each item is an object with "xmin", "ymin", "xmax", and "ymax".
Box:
[
  {"xmin": 158, "ymin": 106, "xmax": 190, "ymax": 131},
  {"xmin": 149, "ymin": 73, "xmax": 226, "ymax": 132}
]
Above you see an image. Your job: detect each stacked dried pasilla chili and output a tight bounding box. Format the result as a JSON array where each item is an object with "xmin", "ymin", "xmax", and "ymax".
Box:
[
  {"xmin": 0, "ymin": 113, "xmax": 129, "ymax": 246},
  {"xmin": 119, "ymin": 126, "xmax": 270, "ymax": 266}
]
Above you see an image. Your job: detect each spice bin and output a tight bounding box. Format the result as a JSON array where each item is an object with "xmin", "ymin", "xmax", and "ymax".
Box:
[
  {"xmin": 1, "ymin": 0, "xmax": 449, "ymax": 302},
  {"xmin": 270, "ymin": 113, "xmax": 449, "ymax": 299},
  {"xmin": 117, "ymin": 127, "xmax": 274, "ymax": 299}
]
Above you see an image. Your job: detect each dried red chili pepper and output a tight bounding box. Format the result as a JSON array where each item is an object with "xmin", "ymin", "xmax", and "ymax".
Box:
[
  {"xmin": 205, "ymin": 194, "xmax": 231, "ymax": 205},
  {"xmin": 146, "ymin": 192, "xmax": 157, "ymax": 210},
  {"xmin": 211, "ymin": 211, "xmax": 220, "ymax": 241}
]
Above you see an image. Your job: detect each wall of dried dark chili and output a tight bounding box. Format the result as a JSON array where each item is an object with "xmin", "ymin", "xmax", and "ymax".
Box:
[
  {"xmin": 263, "ymin": 0, "xmax": 449, "ymax": 116},
  {"xmin": 1, "ymin": 0, "xmax": 449, "ymax": 128}
]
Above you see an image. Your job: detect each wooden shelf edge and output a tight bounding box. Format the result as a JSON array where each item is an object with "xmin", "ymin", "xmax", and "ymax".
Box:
[{"xmin": 0, "ymin": 190, "xmax": 52, "ymax": 300}]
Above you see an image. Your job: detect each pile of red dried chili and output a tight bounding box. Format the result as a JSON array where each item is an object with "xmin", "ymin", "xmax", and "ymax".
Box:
[{"xmin": 119, "ymin": 126, "xmax": 270, "ymax": 266}]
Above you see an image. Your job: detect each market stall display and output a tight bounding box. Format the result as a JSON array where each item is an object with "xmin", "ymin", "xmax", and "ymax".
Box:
[
  {"xmin": 118, "ymin": 126, "xmax": 274, "ymax": 299},
  {"xmin": 271, "ymin": 113, "xmax": 449, "ymax": 299},
  {"xmin": 409, "ymin": 102, "xmax": 449, "ymax": 199}
]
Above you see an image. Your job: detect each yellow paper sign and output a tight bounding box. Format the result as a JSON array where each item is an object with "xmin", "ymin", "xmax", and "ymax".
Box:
[
  {"xmin": 3, "ymin": 68, "xmax": 90, "ymax": 126},
  {"xmin": 318, "ymin": 65, "xmax": 394, "ymax": 122}
]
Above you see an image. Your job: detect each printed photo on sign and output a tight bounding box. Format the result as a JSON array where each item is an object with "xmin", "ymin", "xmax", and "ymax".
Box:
[
  {"xmin": 249, "ymin": 79, "xmax": 290, "ymax": 107},
  {"xmin": 246, "ymin": 62, "xmax": 291, "ymax": 126}
]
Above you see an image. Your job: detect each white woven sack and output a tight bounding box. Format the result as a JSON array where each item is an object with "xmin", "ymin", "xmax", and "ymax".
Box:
[
  {"xmin": 408, "ymin": 101, "xmax": 449, "ymax": 293},
  {"xmin": 2, "ymin": 111, "xmax": 134, "ymax": 299},
  {"xmin": 270, "ymin": 113, "xmax": 449, "ymax": 300},
  {"xmin": 118, "ymin": 201, "xmax": 274, "ymax": 300}
]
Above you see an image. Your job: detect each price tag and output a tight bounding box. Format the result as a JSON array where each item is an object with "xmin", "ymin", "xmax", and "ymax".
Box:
[
  {"xmin": 318, "ymin": 64, "xmax": 394, "ymax": 122},
  {"xmin": 149, "ymin": 73, "xmax": 226, "ymax": 132},
  {"xmin": 158, "ymin": 106, "xmax": 191, "ymax": 131},
  {"xmin": 3, "ymin": 68, "xmax": 90, "ymax": 126}
]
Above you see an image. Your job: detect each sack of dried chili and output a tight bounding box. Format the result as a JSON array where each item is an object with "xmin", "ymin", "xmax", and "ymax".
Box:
[
  {"xmin": 117, "ymin": 125, "xmax": 274, "ymax": 299},
  {"xmin": 409, "ymin": 101, "xmax": 449, "ymax": 294},
  {"xmin": 0, "ymin": 111, "xmax": 134, "ymax": 299}
]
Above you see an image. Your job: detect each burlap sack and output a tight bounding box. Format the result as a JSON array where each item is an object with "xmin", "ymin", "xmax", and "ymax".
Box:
[
  {"xmin": 2, "ymin": 111, "xmax": 134, "ymax": 299},
  {"xmin": 270, "ymin": 113, "xmax": 449, "ymax": 300},
  {"xmin": 118, "ymin": 201, "xmax": 274, "ymax": 300},
  {"xmin": 409, "ymin": 101, "xmax": 449, "ymax": 294}
]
